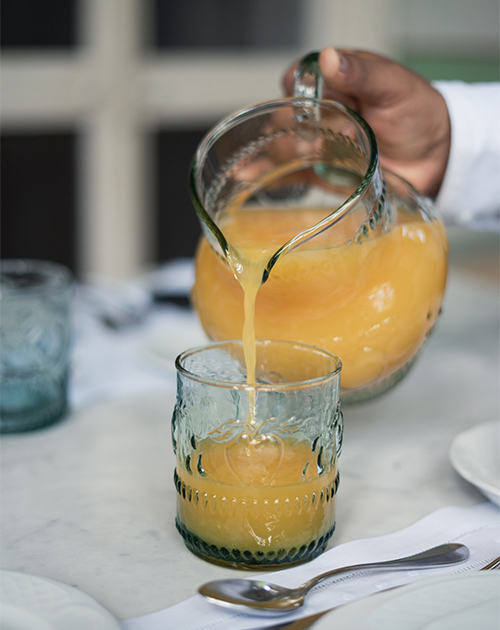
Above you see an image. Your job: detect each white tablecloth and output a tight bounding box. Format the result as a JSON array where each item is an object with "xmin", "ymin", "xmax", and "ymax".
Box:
[{"xmin": 1, "ymin": 259, "xmax": 499, "ymax": 622}]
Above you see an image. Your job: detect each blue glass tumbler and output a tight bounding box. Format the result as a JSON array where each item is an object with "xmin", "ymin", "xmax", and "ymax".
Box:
[{"xmin": 0, "ymin": 260, "xmax": 74, "ymax": 432}]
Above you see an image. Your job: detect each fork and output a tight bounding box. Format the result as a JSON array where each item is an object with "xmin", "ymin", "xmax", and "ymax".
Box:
[
  {"xmin": 481, "ymin": 556, "xmax": 500, "ymax": 571},
  {"xmin": 270, "ymin": 555, "xmax": 500, "ymax": 630}
]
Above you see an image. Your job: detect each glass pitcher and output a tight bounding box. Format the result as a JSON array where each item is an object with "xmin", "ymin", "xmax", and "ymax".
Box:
[{"xmin": 190, "ymin": 53, "xmax": 448, "ymax": 403}]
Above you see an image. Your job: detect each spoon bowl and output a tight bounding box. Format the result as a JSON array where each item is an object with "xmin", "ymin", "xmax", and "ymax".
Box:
[{"xmin": 199, "ymin": 543, "xmax": 469, "ymax": 613}]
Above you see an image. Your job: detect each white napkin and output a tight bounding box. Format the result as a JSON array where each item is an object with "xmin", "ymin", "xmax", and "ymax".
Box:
[{"xmin": 122, "ymin": 502, "xmax": 500, "ymax": 630}]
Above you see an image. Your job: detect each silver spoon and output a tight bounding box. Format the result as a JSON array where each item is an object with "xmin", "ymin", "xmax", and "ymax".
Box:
[{"xmin": 199, "ymin": 543, "xmax": 469, "ymax": 613}]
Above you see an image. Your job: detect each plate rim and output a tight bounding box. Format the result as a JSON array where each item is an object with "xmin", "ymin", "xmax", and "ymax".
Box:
[
  {"xmin": 0, "ymin": 569, "xmax": 121, "ymax": 630},
  {"xmin": 449, "ymin": 420, "xmax": 500, "ymax": 499},
  {"xmin": 312, "ymin": 572, "xmax": 500, "ymax": 630}
]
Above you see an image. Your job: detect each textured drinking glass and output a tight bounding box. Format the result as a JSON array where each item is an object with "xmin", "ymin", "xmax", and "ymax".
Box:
[
  {"xmin": 172, "ymin": 339, "xmax": 343, "ymax": 569},
  {"xmin": 0, "ymin": 260, "xmax": 73, "ymax": 433}
]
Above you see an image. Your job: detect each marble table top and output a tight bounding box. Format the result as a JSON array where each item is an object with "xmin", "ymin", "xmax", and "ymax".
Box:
[{"xmin": 1, "ymin": 266, "xmax": 499, "ymax": 622}]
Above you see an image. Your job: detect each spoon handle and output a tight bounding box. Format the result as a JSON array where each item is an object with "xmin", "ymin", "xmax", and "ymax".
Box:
[{"xmin": 300, "ymin": 543, "xmax": 469, "ymax": 595}]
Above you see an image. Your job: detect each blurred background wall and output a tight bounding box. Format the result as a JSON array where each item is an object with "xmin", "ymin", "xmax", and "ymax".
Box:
[{"xmin": 1, "ymin": 0, "xmax": 499, "ymax": 280}]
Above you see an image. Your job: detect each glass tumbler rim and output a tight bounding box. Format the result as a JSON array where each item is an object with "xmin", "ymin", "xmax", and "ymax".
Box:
[
  {"xmin": 175, "ymin": 338, "xmax": 342, "ymax": 391},
  {"xmin": 0, "ymin": 259, "xmax": 73, "ymax": 300}
]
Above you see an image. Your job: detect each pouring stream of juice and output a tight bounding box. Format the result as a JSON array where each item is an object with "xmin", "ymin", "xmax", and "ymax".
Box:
[
  {"xmin": 226, "ymin": 238, "xmax": 273, "ymax": 431},
  {"xmin": 223, "ymin": 195, "xmax": 341, "ymax": 432}
]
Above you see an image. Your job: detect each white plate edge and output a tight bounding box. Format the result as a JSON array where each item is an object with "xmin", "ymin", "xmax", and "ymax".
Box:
[
  {"xmin": 312, "ymin": 572, "xmax": 500, "ymax": 630},
  {"xmin": 449, "ymin": 420, "xmax": 500, "ymax": 499}
]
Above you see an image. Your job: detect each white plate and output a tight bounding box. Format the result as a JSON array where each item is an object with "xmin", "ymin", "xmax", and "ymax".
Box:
[
  {"xmin": 142, "ymin": 317, "xmax": 208, "ymax": 372},
  {"xmin": 449, "ymin": 420, "xmax": 500, "ymax": 505},
  {"xmin": 0, "ymin": 570, "xmax": 121, "ymax": 630},
  {"xmin": 313, "ymin": 572, "xmax": 500, "ymax": 630}
]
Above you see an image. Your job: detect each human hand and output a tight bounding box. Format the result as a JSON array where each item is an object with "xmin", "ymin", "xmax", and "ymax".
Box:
[{"xmin": 283, "ymin": 48, "xmax": 451, "ymax": 198}]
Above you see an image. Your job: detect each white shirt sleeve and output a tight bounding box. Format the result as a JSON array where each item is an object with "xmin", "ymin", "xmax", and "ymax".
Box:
[{"xmin": 432, "ymin": 81, "xmax": 500, "ymax": 231}]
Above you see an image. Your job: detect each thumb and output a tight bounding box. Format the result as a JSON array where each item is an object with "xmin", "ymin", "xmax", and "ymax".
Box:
[{"xmin": 319, "ymin": 47, "xmax": 417, "ymax": 107}]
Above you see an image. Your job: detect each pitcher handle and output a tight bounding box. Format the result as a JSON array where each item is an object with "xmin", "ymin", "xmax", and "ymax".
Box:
[{"xmin": 293, "ymin": 51, "xmax": 324, "ymax": 100}]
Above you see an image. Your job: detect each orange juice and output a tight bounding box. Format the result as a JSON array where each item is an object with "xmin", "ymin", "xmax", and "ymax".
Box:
[
  {"xmin": 175, "ymin": 434, "xmax": 338, "ymax": 567},
  {"xmin": 193, "ymin": 207, "xmax": 448, "ymax": 392}
]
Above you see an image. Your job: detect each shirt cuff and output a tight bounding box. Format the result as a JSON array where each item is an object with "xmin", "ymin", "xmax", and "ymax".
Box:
[{"xmin": 432, "ymin": 81, "xmax": 500, "ymax": 231}]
